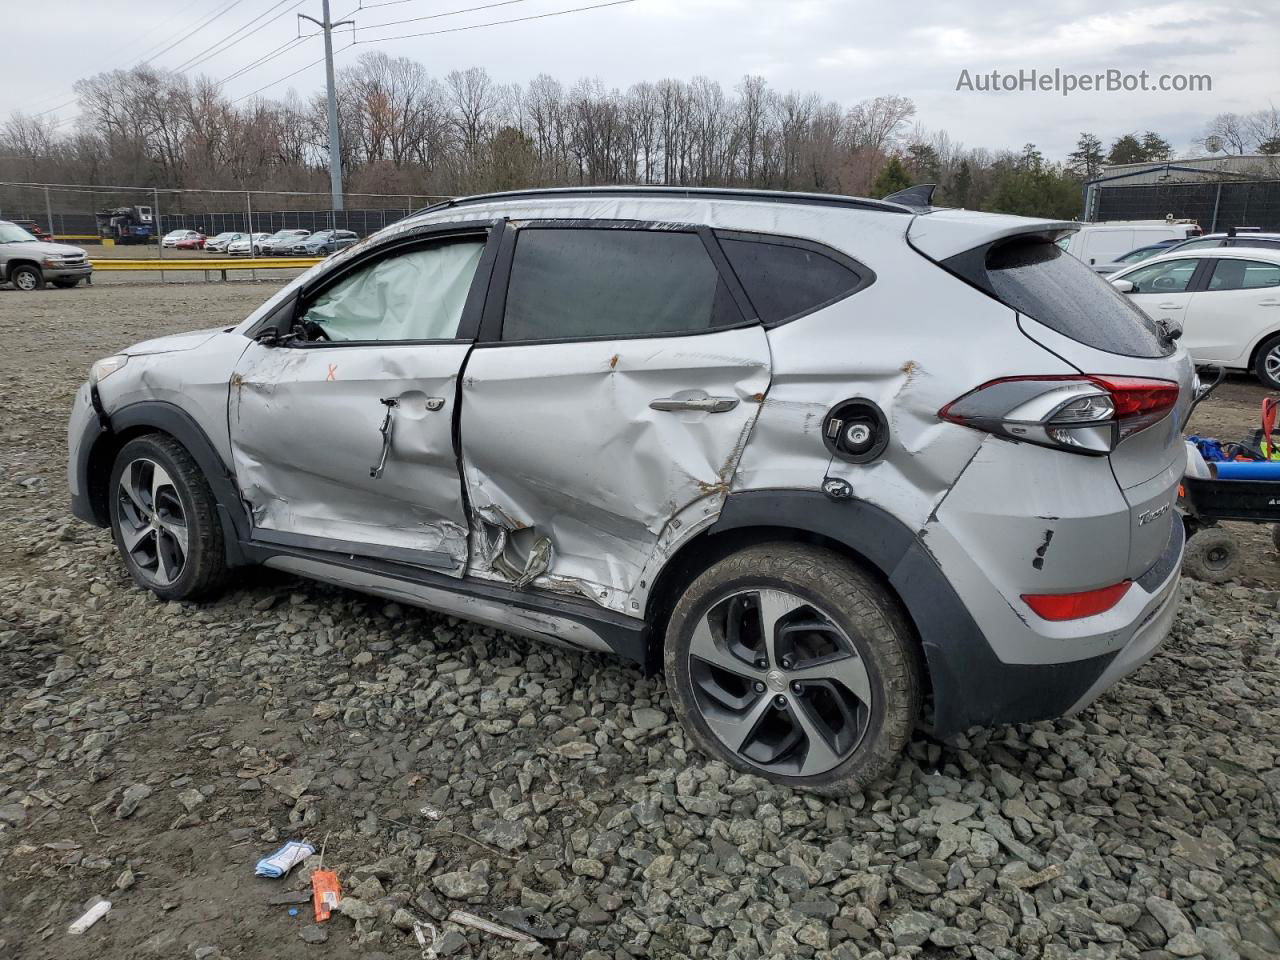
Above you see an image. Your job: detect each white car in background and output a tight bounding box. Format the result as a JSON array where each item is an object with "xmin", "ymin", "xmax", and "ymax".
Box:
[
  {"xmin": 258, "ymin": 229, "xmax": 311, "ymax": 255},
  {"xmin": 1060, "ymin": 220, "xmax": 1201, "ymax": 274},
  {"xmin": 228, "ymin": 233, "xmax": 270, "ymax": 257},
  {"xmin": 205, "ymin": 232, "xmax": 242, "ymax": 253},
  {"xmin": 1110, "ymin": 247, "xmax": 1280, "ymax": 387}
]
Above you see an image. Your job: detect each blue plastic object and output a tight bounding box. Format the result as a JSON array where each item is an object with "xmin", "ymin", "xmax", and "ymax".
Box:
[
  {"xmin": 1214, "ymin": 460, "xmax": 1280, "ymax": 480},
  {"xmin": 1187, "ymin": 436, "xmax": 1229, "ymax": 462}
]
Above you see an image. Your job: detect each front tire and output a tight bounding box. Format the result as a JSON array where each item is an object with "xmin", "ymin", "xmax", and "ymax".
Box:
[
  {"xmin": 108, "ymin": 434, "xmax": 229, "ymax": 601},
  {"xmin": 1254, "ymin": 334, "xmax": 1280, "ymax": 390},
  {"xmin": 10, "ymin": 264, "xmax": 43, "ymax": 291},
  {"xmin": 664, "ymin": 543, "xmax": 921, "ymax": 795}
]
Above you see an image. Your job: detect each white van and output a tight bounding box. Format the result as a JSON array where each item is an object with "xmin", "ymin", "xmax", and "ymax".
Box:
[{"xmin": 1058, "ymin": 220, "xmax": 1201, "ymax": 274}]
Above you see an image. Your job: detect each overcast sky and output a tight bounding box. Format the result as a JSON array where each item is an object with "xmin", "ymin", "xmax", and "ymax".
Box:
[{"xmin": 14, "ymin": 0, "xmax": 1278, "ymax": 160}]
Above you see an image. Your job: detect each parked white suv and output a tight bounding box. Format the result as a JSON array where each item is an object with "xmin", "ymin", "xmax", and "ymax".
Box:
[
  {"xmin": 1109, "ymin": 247, "xmax": 1280, "ymax": 387},
  {"xmin": 67, "ymin": 187, "xmax": 1191, "ymax": 793}
]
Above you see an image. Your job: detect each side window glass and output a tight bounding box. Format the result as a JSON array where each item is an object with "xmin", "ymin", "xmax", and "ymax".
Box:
[
  {"xmin": 1124, "ymin": 259, "xmax": 1197, "ymax": 293},
  {"xmin": 1209, "ymin": 259, "xmax": 1280, "ymax": 291},
  {"xmin": 501, "ymin": 229, "xmax": 740, "ymax": 341},
  {"xmin": 719, "ymin": 236, "xmax": 864, "ymax": 324},
  {"xmin": 303, "ymin": 238, "xmax": 485, "ymax": 342}
]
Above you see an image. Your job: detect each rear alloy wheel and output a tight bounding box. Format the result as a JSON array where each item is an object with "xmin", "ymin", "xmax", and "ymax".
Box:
[
  {"xmin": 1255, "ymin": 334, "xmax": 1280, "ymax": 390},
  {"xmin": 10, "ymin": 264, "xmax": 43, "ymax": 291},
  {"xmin": 108, "ymin": 434, "xmax": 229, "ymax": 601},
  {"xmin": 665, "ymin": 543, "xmax": 921, "ymax": 794}
]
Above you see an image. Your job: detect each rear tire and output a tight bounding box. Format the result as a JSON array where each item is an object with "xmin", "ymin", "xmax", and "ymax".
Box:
[
  {"xmin": 108, "ymin": 434, "xmax": 229, "ymax": 602},
  {"xmin": 9, "ymin": 264, "xmax": 43, "ymax": 291},
  {"xmin": 664, "ymin": 543, "xmax": 921, "ymax": 795},
  {"xmin": 1254, "ymin": 334, "xmax": 1280, "ymax": 390},
  {"xmin": 1183, "ymin": 527, "xmax": 1238, "ymax": 583}
]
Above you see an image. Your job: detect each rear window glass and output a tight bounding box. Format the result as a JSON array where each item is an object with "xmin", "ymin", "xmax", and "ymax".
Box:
[
  {"xmin": 502, "ymin": 229, "xmax": 741, "ymax": 341},
  {"xmin": 985, "ymin": 240, "xmax": 1172, "ymax": 358},
  {"xmin": 719, "ymin": 237, "xmax": 864, "ymax": 324}
]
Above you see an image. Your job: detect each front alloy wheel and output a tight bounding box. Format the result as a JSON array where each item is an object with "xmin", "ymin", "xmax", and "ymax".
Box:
[
  {"xmin": 115, "ymin": 458, "xmax": 189, "ymax": 587},
  {"xmin": 108, "ymin": 434, "xmax": 229, "ymax": 601}
]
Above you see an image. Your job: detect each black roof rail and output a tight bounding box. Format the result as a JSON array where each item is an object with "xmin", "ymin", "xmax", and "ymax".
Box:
[{"xmin": 410, "ymin": 185, "xmax": 918, "ymax": 218}]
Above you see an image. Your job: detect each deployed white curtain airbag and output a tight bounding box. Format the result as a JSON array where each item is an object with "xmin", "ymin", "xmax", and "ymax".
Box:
[{"xmin": 306, "ymin": 240, "xmax": 485, "ymax": 341}]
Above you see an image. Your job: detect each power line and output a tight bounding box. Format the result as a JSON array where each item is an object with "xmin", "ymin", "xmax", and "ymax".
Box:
[
  {"xmin": 171, "ymin": 0, "xmax": 307, "ymax": 74},
  {"xmin": 231, "ymin": 42, "xmax": 356, "ymax": 103},
  {"xmin": 214, "ymin": 33, "xmax": 318, "ymax": 89},
  {"xmin": 139, "ymin": 0, "xmax": 248, "ymax": 67},
  {"xmin": 354, "ymin": 0, "xmax": 634, "ymax": 43},
  {"xmin": 357, "ymin": 0, "xmax": 530, "ymax": 30},
  {"xmin": 30, "ymin": 0, "xmax": 246, "ymax": 118},
  {"xmin": 23, "ymin": 0, "xmax": 204, "ymax": 110}
]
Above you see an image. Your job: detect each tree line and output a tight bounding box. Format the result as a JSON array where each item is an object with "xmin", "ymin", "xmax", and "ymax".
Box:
[{"xmin": 2, "ymin": 54, "xmax": 1277, "ymax": 220}]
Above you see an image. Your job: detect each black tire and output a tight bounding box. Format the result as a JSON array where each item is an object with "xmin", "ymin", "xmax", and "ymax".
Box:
[
  {"xmin": 9, "ymin": 264, "xmax": 43, "ymax": 291},
  {"xmin": 1183, "ymin": 527, "xmax": 1237, "ymax": 583},
  {"xmin": 664, "ymin": 543, "xmax": 921, "ymax": 795},
  {"xmin": 108, "ymin": 434, "xmax": 229, "ymax": 602},
  {"xmin": 52, "ymin": 279, "xmax": 80, "ymax": 289},
  {"xmin": 1254, "ymin": 334, "xmax": 1280, "ymax": 390}
]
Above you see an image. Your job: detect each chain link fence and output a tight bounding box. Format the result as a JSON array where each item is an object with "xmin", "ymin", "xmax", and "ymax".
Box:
[
  {"xmin": 1092, "ymin": 179, "xmax": 1280, "ymax": 232},
  {"xmin": 0, "ymin": 181, "xmax": 451, "ymax": 243}
]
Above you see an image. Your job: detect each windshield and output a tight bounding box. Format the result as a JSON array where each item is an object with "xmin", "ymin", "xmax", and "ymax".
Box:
[
  {"xmin": 272, "ymin": 230, "xmax": 297, "ymax": 239},
  {"xmin": 0, "ymin": 222, "xmax": 37, "ymax": 243},
  {"xmin": 312, "ymin": 231, "xmax": 332, "ymax": 241}
]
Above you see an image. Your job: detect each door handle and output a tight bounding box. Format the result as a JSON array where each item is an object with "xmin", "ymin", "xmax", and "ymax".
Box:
[
  {"xmin": 1259, "ymin": 300, "xmax": 1280, "ymax": 307},
  {"xmin": 370, "ymin": 398, "xmax": 398, "ymax": 479},
  {"xmin": 650, "ymin": 392, "xmax": 739, "ymax": 414},
  {"xmin": 1156, "ymin": 302, "xmax": 1185, "ymax": 310}
]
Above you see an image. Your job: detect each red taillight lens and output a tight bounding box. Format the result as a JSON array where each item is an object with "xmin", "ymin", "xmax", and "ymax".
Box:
[
  {"xmin": 940, "ymin": 375, "xmax": 1178, "ymax": 455},
  {"xmin": 1021, "ymin": 581, "xmax": 1132, "ymax": 621}
]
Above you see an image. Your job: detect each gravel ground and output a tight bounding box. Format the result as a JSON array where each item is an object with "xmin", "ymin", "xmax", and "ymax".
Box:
[{"xmin": 1, "ymin": 282, "xmax": 1278, "ymax": 960}]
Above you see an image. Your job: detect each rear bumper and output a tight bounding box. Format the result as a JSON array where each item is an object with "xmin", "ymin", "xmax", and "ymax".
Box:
[{"xmin": 922, "ymin": 516, "xmax": 1183, "ymax": 735}]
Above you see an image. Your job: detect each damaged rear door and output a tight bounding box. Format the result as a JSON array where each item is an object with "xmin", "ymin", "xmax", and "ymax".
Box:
[
  {"xmin": 459, "ymin": 221, "xmax": 771, "ymax": 610},
  {"xmin": 229, "ymin": 224, "xmax": 501, "ymax": 573}
]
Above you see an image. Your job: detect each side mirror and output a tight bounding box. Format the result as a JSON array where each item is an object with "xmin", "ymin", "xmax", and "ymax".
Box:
[{"xmin": 1111, "ymin": 279, "xmax": 1135, "ymax": 294}]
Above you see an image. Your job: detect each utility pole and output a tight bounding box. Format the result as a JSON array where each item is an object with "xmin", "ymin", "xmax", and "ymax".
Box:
[{"xmin": 299, "ymin": 2, "xmax": 352, "ymax": 212}]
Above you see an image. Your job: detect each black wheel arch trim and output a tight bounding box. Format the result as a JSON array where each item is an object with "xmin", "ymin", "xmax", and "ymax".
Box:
[
  {"xmin": 708, "ymin": 490, "xmax": 1117, "ymax": 738},
  {"xmin": 80, "ymin": 400, "xmax": 252, "ymax": 567}
]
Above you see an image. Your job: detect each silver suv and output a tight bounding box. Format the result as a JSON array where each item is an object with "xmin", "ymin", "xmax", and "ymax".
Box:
[
  {"xmin": 1, "ymin": 219, "xmax": 93, "ymax": 289},
  {"xmin": 67, "ymin": 187, "xmax": 1190, "ymax": 793}
]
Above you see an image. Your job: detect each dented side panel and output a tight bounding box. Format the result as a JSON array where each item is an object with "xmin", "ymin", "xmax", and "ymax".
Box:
[
  {"xmin": 229, "ymin": 341, "xmax": 472, "ymax": 570},
  {"xmin": 459, "ymin": 327, "xmax": 771, "ymax": 611}
]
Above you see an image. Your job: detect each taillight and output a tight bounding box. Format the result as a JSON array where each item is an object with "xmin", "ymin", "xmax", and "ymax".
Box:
[
  {"xmin": 1022, "ymin": 581, "xmax": 1132, "ymax": 621},
  {"xmin": 939, "ymin": 376, "xmax": 1177, "ymax": 455}
]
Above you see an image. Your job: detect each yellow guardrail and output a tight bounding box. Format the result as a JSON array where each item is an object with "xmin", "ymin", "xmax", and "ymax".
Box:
[{"xmin": 94, "ymin": 257, "xmax": 323, "ymax": 271}]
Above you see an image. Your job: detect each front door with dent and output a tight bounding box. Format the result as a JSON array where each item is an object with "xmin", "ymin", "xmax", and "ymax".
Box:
[{"xmin": 229, "ymin": 227, "xmax": 497, "ymax": 573}]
